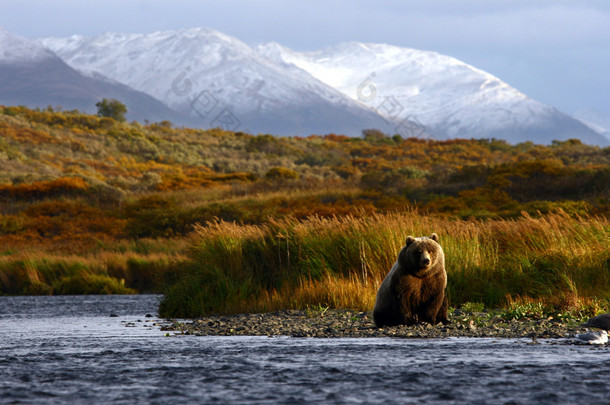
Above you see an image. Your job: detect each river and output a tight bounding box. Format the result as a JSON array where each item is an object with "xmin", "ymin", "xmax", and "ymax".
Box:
[{"xmin": 0, "ymin": 295, "xmax": 608, "ymax": 404}]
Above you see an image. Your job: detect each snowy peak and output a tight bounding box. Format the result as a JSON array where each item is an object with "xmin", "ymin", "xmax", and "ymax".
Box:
[
  {"xmin": 260, "ymin": 41, "xmax": 500, "ymax": 93},
  {"xmin": 42, "ymin": 28, "xmax": 393, "ymax": 136},
  {"xmin": 41, "ymin": 27, "xmax": 260, "ymax": 91},
  {"xmin": 258, "ymin": 40, "xmax": 533, "ymax": 119},
  {"xmin": 43, "ymin": 28, "xmax": 300, "ymax": 109},
  {"xmin": 257, "ymin": 40, "xmax": 606, "ymax": 144},
  {"xmin": 0, "ymin": 27, "xmax": 56, "ymax": 64}
]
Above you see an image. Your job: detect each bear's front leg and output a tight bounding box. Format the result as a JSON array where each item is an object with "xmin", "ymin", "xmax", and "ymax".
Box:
[
  {"xmin": 435, "ymin": 295, "xmax": 449, "ymax": 324},
  {"xmin": 398, "ymin": 298, "xmax": 417, "ymax": 325},
  {"xmin": 421, "ymin": 294, "xmax": 447, "ymax": 325}
]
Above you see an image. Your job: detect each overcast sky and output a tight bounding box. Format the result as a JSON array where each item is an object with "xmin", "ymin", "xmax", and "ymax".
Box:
[{"xmin": 1, "ymin": 0, "xmax": 609, "ymax": 116}]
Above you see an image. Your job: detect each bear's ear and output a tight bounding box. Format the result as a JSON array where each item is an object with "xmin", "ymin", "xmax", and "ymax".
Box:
[
  {"xmin": 429, "ymin": 233, "xmax": 439, "ymax": 243},
  {"xmin": 405, "ymin": 236, "xmax": 416, "ymax": 246}
]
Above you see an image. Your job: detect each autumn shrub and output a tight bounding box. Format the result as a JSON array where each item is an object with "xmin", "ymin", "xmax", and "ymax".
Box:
[
  {"xmin": 85, "ymin": 181, "xmax": 126, "ymax": 207},
  {"xmin": 210, "ymin": 172, "xmax": 257, "ymax": 182},
  {"xmin": 24, "ymin": 200, "xmax": 98, "ymax": 218},
  {"xmin": 246, "ymin": 134, "xmax": 291, "ymax": 155},
  {"xmin": 123, "ymin": 195, "xmax": 238, "ymax": 238},
  {"xmin": 361, "ymin": 166, "xmax": 429, "ymax": 194},
  {"xmin": 124, "ymin": 199, "xmax": 275, "ymax": 238},
  {"xmin": 123, "ymin": 195, "xmax": 249, "ymax": 238},
  {"xmin": 0, "ymin": 123, "xmax": 59, "ymax": 145},
  {"xmin": 123, "ymin": 195, "xmax": 184, "ymax": 238},
  {"xmin": 21, "ymin": 200, "xmax": 124, "ymax": 242},
  {"xmin": 0, "ymin": 214, "xmax": 24, "ymax": 234},
  {"xmin": 265, "ymin": 167, "xmax": 299, "ymax": 180},
  {"xmin": 0, "ymin": 177, "xmax": 89, "ymax": 200}
]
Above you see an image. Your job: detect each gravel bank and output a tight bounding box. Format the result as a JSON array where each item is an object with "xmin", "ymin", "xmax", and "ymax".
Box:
[{"xmin": 163, "ymin": 309, "xmax": 595, "ymax": 340}]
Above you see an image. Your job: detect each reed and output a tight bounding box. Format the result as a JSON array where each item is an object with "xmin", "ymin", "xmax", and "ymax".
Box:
[{"xmin": 159, "ymin": 211, "xmax": 609, "ymax": 317}]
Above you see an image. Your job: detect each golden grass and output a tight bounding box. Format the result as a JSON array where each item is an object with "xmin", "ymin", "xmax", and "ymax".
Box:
[{"xmin": 159, "ymin": 210, "xmax": 610, "ymax": 317}]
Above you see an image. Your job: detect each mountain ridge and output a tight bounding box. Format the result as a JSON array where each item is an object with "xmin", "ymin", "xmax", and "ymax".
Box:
[
  {"xmin": 41, "ymin": 27, "xmax": 395, "ymax": 137},
  {"xmin": 257, "ymin": 40, "xmax": 607, "ymax": 145},
  {"xmin": 0, "ymin": 26, "xmax": 606, "ymax": 144}
]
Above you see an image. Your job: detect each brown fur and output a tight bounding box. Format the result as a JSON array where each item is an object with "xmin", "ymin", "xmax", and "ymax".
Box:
[{"xmin": 373, "ymin": 233, "xmax": 449, "ymax": 327}]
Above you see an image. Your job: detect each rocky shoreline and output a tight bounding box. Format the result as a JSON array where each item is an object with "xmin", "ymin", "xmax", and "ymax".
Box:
[{"xmin": 163, "ymin": 309, "xmax": 599, "ymax": 341}]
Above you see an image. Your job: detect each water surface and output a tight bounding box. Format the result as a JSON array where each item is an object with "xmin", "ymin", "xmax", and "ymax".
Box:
[{"xmin": 1, "ymin": 295, "xmax": 608, "ymax": 404}]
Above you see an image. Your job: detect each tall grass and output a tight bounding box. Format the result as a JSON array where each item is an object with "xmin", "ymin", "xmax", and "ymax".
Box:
[
  {"xmin": 0, "ymin": 249, "xmax": 188, "ymax": 295},
  {"xmin": 159, "ymin": 211, "xmax": 610, "ymax": 317}
]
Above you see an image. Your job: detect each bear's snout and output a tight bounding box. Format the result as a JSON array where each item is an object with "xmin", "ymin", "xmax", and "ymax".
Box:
[{"xmin": 419, "ymin": 251, "xmax": 432, "ymax": 268}]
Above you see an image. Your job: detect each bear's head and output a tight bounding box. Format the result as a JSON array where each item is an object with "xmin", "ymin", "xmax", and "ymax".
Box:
[{"xmin": 398, "ymin": 233, "xmax": 444, "ymax": 277}]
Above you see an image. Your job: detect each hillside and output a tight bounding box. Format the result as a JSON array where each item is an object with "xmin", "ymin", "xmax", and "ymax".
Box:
[
  {"xmin": 1, "ymin": 105, "xmax": 608, "ymax": 226},
  {"xmin": 0, "ymin": 106, "xmax": 608, "ymax": 312}
]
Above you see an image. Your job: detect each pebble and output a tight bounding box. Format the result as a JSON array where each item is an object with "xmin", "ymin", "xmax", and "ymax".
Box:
[{"xmin": 161, "ymin": 309, "xmax": 594, "ymax": 340}]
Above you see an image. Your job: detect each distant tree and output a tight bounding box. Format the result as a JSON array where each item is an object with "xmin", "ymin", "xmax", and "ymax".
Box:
[
  {"xmin": 362, "ymin": 129, "xmax": 392, "ymax": 144},
  {"xmin": 95, "ymin": 98, "xmax": 127, "ymax": 122}
]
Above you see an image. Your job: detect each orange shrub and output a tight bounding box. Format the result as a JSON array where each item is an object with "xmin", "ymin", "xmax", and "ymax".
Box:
[
  {"xmin": 0, "ymin": 177, "xmax": 89, "ymax": 200},
  {"xmin": 0, "ymin": 122, "xmax": 59, "ymax": 145}
]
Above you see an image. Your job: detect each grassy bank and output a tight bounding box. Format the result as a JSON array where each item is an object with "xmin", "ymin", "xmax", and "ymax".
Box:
[{"xmin": 159, "ymin": 211, "xmax": 610, "ymax": 318}]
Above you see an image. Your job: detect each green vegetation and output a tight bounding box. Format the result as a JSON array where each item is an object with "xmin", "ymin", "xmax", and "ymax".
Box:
[
  {"xmin": 0, "ymin": 105, "xmax": 608, "ymax": 318},
  {"xmin": 95, "ymin": 98, "xmax": 127, "ymax": 122}
]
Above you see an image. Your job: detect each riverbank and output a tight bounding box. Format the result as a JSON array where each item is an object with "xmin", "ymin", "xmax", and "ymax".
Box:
[{"xmin": 164, "ymin": 308, "xmax": 598, "ymax": 340}]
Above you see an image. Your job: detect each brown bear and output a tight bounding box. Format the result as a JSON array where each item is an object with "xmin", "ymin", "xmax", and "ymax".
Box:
[{"xmin": 373, "ymin": 233, "xmax": 448, "ymax": 327}]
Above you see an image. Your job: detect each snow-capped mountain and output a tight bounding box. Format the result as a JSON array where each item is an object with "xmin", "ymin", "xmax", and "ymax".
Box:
[
  {"xmin": 2, "ymin": 25, "xmax": 603, "ymax": 144},
  {"xmin": 42, "ymin": 28, "xmax": 392, "ymax": 136},
  {"xmin": 0, "ymin": 27, "xmax": 56, "ymax": 64},
  {"xmin": 0, "ymin": 28, "xmax": 187, "ymax": 124},
  {"xmin": 258, "ymin": 41, "xmax": 608, "ymax": 145}
]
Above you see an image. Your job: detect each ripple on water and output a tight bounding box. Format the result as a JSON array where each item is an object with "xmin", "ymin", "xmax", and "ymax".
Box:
[{"xmin": 1, "ymin": 296, "xmax": 609, "ymax": 404}]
